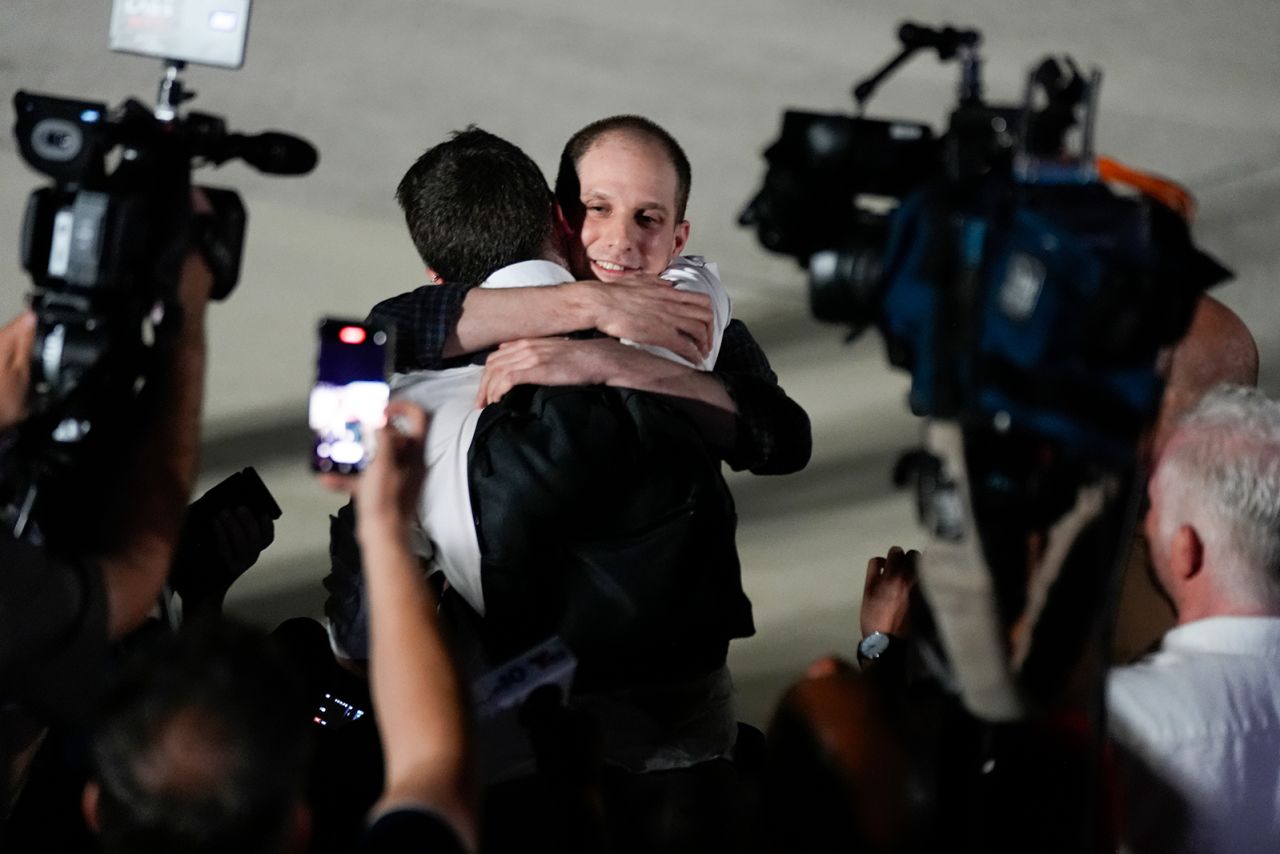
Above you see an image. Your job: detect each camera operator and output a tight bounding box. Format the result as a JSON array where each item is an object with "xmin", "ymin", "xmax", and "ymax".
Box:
[{"xmin": 1, "ymin": 219, "xmax": 215, "ymax": 821}]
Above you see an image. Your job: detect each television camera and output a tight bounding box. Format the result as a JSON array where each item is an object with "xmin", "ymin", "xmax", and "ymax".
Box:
[
  {"xmin": 741, "ymin": 22, "xmax": 1230, "ymax": 465},
  {"xmin": 742, "ymin": 24, "xmax": 1238, "ymax": 851},
  {"xmin": 3, "ymin": 0, "xmax": 316, "ymax": 544}
]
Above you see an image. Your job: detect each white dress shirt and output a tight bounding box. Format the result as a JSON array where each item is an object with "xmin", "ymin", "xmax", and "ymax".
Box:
[{"xmin": 1107, "ymin": 615, "xmax": 1280, "ymax": 853}]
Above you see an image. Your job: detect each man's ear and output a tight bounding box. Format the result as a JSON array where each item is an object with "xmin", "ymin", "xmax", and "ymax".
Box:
[
  {"xmin": 555, "ymin": 195, "xmax": 585, "ymax": 232},
  {"xmin": 672, "ymin": 220, "xmax": 690, "ymax": 257},
  {"xmin": 553, "ymin": 202, "xmax": 578, "ymax": 252},
  {"xmin": 1171, "ymin": 523, "xmax": 1205, "ymax": 582},
  {"xmin": 425, "ymin": 267, "xmax": 444, "ymax": 285},
  {"xmin": 82, "ymin": 781, "xmax": 101, "ymax": 833}
]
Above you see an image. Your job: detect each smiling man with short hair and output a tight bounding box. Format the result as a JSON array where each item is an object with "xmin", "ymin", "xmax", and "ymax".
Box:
[
  {"xmin": 369, "ymin": 114, "xmax": 811, "ymax": 477},
  {"xmin": 556, "ymin": 115, "xmax": 692, "ymax": 282}
]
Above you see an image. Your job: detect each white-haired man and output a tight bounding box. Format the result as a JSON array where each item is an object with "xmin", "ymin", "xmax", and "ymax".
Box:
[{"xmin": 1108, "ymin": 383, "xmax": 1280, "ymax": 853}]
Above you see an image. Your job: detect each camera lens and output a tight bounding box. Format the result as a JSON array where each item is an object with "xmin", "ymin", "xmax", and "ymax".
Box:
[
  {"xmin": 808, "ymin": 247, "xmax": 884, "ymax": 327},
  {"xmin": 30, "ymin": 118, "xmax": 83, "ymax": 162}
]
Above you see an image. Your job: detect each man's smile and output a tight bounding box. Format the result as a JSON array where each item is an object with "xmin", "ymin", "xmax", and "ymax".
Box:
[{"xmin": 591, "ymin": 258, "xmax": 640, "ymax": 277}]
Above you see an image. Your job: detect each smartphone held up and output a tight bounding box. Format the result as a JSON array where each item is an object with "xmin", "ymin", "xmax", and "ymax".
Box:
[{"xmin": 309, "ymin": 319, "xmax": 391, "ymax": 475}]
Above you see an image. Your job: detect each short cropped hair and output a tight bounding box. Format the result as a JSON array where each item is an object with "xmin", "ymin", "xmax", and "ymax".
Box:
[
  {"xmin": 91, "ymin": 621, "xmax": 309, "ymax": 854},
  {"xmin": 1153, "ymin": 384, "xmax": 1280, "ymax": 608},
  {"xmin": 396, "ymin": 126, "xmax": 555, "ymax": 285},
  {"xmin": 555, "ymin": 115, "xmax": 692, "ymax": 222}
]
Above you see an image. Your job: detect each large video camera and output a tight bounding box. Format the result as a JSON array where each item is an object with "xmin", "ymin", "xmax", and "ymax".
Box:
[
  {"xmin": 742, "ymin": 22, "xmax": 1229, "ymax": 465},
  {"xmin": 3, "ymin": 0, "xmax": 316, "ymax": 542}
]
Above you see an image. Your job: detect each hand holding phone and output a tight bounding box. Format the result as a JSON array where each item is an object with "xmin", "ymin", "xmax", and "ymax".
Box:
[{"xmin": 352, "ymin": 401, "xmax": 429, "ymax": 523}]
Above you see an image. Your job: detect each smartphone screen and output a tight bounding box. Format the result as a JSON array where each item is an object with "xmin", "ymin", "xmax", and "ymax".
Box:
[{"xmin": 309, "ymin": 319, "xmax": 390, "ymax": 474}]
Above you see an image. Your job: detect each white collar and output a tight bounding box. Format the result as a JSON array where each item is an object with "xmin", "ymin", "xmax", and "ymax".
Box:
[
  {"xmin": 481, "ymin": 259, "xmax": 574, "ymax": 290},
  {"xmin": 1161, "ymin": 615, "xmax": 1280, "ymax": 657}
]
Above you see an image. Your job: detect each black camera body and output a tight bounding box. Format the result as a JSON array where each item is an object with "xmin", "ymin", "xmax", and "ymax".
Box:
[
  {"xmin": 741, "ymin": 110, "xmax": 940, "ymax": 326},
  {"xmin": 16, "ymin": 93, "xmax": 244, "ymax": 425},
  {"xmin": 741, "ymin": 24, "xmax": 1095, "ymax": 333},
  {"xmin": 742, "ymin": 22, "xmax": 1229, "ymax": 464},
  {"xmin": 6, "ymin": 71, "xmax": 314, "ymax": 541}
]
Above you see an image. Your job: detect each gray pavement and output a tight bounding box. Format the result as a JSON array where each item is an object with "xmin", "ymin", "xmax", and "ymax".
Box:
[{"xmin": 2, "ymin": 0, "xmax": 1277, "ymax": 725}]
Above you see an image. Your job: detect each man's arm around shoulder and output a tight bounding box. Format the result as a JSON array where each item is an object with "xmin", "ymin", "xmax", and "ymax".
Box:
[{"xmin": 369, "ymin": 276, "xmax": 713, "ymax": 370}]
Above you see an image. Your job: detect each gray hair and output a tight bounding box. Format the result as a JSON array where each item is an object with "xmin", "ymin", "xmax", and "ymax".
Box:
[{"xmin": 1153, "ymin": 384, "xmax": 1280, "ymax": 609}]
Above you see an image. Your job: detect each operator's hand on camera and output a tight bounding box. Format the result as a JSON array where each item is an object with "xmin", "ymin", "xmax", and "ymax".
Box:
[
  {"xmin": 178, "ymin": 250, "xmax": 215, "ymax": 310},
  {"xmin": 861, "ymin": 546, "xmax": 920, "ymax": 639},
  {"xmin": 0, "ymin": 311, "xmax": 36, "ymax": 431},
  {"xmin": 176, "ymin": 189, "xmax": 217, "ymax": 314},
  {"xmin": 579, "ymin": 274, "xmax": 712, "ymax": 365}
]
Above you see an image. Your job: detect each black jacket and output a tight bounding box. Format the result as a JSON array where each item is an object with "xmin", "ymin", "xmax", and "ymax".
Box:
[{"xmin": 468, "ymin": 384, "xmax": 755, "ymax": 689}]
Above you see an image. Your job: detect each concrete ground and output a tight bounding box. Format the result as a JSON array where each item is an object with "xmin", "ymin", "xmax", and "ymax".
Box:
[{"xmin": 2, "ymin": 0, "xmax": 1277, "ymax": 726}]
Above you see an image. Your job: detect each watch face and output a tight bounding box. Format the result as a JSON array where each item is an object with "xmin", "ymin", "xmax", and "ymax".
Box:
[{"xmin": 859, "ymin": 631, "xmax": 892, "ymax": 660}]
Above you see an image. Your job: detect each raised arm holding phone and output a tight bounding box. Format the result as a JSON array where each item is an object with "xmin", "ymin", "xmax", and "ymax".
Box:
[{"xmin": 324, "ymin": 402, "xmax": 477, "ymax": 853}]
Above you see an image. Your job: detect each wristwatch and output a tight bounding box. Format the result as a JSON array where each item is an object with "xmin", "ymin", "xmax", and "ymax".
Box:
[{"xmin": 857, "ymin": 631, "xmax": 894, "ymax": 663}]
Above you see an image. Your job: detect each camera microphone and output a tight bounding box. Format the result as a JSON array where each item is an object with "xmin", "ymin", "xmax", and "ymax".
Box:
[{"xmin": 223, "ymin": 131, "xmax": 318, "ymax": 175}]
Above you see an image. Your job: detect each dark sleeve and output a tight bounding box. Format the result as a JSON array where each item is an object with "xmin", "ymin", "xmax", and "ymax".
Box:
[
  {"xmin": 0, "ymin": 537, "xmax": 108, "ymax": 722},
  {"xmin": 322, "ymin": 501, "xmax": 369, "ymax": 662},
  {"xmin": 366, "ymin": 282, "xmax": 475, "ymax": 372},
  {"xmin": 712, "ymin": 319, "xmax": 812, "ymax": 475},
  {"xmin": 360, "ymin": 808, "xmax": 467, "ymax": 854}
]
